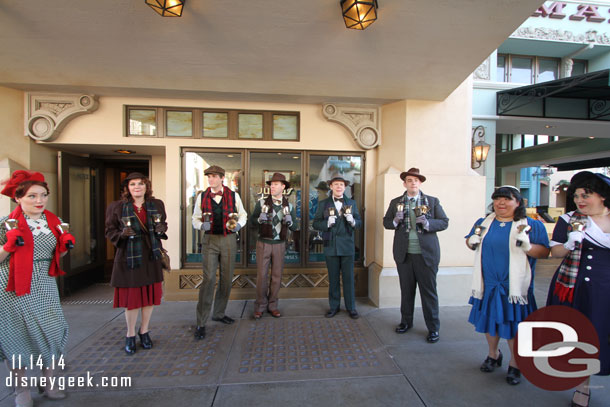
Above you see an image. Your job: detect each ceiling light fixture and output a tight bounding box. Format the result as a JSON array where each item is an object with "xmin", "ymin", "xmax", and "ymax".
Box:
[
  {"xmin": 145, "ymin": 0, "xmax": 186, "ymax": 17},
  {"xmin": 115, "ymin": 149, "xmax": 136, "ymax": 155},
  {"xmin": 341, "ymin": 0, "xmax": 378, "ymax": 30}
]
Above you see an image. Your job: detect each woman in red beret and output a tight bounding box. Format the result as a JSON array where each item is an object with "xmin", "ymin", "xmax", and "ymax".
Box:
[
  {"xmin": 105, "ymin": 173, "xmax": 167, "ymax": 355},
  {"xmin": 0, "ymin": 170, "xmax": 75, "ymax": 407}
]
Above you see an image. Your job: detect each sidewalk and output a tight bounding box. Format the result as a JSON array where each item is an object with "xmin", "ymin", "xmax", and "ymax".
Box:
[{"xmin": 0, "ymin": 259, "xmax": 607, "ymax": 407}]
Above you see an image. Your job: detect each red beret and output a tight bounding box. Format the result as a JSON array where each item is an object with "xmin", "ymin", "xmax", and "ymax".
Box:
[{"xmin": 1, "ymin": 170, "xmax": 45, "ymax": 198}]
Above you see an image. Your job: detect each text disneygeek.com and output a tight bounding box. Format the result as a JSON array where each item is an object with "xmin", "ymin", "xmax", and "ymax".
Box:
[{"xmin": 6, "ymin": 372, "xmax": 132, "ymax": 390}]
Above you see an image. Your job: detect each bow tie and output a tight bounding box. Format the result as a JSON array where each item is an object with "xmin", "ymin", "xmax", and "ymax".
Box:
[
  {"xmin": 210, "ymin": 191, "xmax": 223, "ymax": 198},
  {"xmin": 334, "ymin": 197, "xmax": 344, "ymax": 203}
]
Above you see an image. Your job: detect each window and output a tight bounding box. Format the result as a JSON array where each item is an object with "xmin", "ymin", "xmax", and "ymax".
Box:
[
  {"xmin": 181, "ymin": 149, "xmax": 364, "ymax": 268},
  {"xmin": 126, "ymin": 106, "xmax": 299, "ymax": 140},
  {"xmin": 497, "ymin": 54, "xmax": 581, "ymax": 84}
]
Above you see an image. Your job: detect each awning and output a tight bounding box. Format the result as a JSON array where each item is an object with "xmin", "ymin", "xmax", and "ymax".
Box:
[{"xmin": 496, "ymin": 69, "xmax": 610, "ymax": 120}]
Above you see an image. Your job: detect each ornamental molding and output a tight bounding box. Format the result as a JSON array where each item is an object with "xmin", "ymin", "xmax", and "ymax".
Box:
[
  {"xmin": 511, "ymin": 27, "xmax": 610, "ymax": 45},
  {"xmin": 473, "ymin": 57, "xmax": 490, "ymax": 81},
  {"xmin": 322, "ymin": 103, "xmax": 381, "ymax": 150},
  {"xmin": 25, "ymin": 93, "xmax": 99, "ymax": 141}
]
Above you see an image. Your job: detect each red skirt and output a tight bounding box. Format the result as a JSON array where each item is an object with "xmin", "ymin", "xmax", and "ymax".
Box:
[{"xmin": 113, "ymin": 282, "xmax": 163, "ymax": 310}]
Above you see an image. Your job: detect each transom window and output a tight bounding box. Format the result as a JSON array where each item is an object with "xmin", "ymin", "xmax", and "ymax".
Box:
[{"xmin": 126, "ymin": 106, "xmax": 299, "ymax": 140}]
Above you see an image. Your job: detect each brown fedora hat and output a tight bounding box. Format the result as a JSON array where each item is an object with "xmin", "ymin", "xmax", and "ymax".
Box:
[
  {"xmin": 266, "ymin": 172, "xmax": 290, "ymax": 188},
  {"xmin": 204, "ymin": 165, "xmax": 225, "ymax": 177},
  {"xmin": 327, "ymin": 174, "xmax": 350, "ymax": 187},
  {"xmin": 400, "ymin": 167, "xmax": 426, "ymax": 182}
]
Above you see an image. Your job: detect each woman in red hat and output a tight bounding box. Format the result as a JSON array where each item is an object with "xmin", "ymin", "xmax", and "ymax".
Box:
[
  {"xmin": 0, "ymin": 170, "xmax": 76, "ymax": 406},
  {"xmin": 105, "ymin": 172, "xmax": 167, "ymax": 355}
]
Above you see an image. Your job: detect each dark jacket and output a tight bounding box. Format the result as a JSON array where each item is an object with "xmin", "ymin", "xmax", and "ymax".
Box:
[
  {"xmin": 105, "ymin": 199, "xmax": 167, "ymax": 288},
  {"xmin": 383, "ymin": 192, "xmax": 448, "ymax": 269},
  {"xmin": 312, "ymin": 197, "xmax": 361, "ymax": 256}
]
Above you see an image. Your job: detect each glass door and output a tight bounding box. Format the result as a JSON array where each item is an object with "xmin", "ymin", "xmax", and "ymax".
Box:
[
  {"xmin": 246, "ymin": 151, "xmax": 302, "ymax": 266},
  {"xmin": 57, "ymin": 152, "xmax": 105, "ymax": 296}
]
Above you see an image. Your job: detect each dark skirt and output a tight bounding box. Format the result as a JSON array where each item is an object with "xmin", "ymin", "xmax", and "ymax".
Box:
[{"xmin": 113, "ymin": 282, "xmax": 163, "ymax": 310}]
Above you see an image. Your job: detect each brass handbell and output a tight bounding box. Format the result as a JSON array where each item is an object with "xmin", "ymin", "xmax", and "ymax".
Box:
[
  {"xmin": 570, "ymin": 220, "xmax": 586, "ymax": 232},
  {"xmin": 57, "ymin": 223, "xmax": 74, "ymax": 249},
  {"xmin": 515, "ymin": 224, "xmax": 532, "ymax": 247},
  {"xmin": 4, "ymin": 219, "xmax": 25, "ymax": 246},
  {"xmin": 282, "ymin": 206, "xmax": 290, "ymax": 216},
  {"xmin": 226, "ymin": 213, "xmax": 239, "ymax": 231},
  {"xmin": 413, "ymin": 205, "xmax": 429, "ymax": 217},
  {"xmin": 202, "ymin": 212, "xmax": 212, "ymax": 222},
  {"xmin": 343, "ymin": 205, "xmax": 352, "ymax": 215},
  {"xmin": 471, "ymin": 225, "xmax": 486, "ymax": 250},
  {"xmin": 396, "ymin": 203, "xmax": 404, "ymax": 213},
  {"xmin": 328, "ymin": 207, "xmax": 336, "ymax": 217}
]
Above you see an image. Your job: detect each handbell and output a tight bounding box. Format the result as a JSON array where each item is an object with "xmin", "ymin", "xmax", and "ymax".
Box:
[
  {"xmin": 151, "ymin": 213, "xmax": 167, "ymax": 240},
  {"xmin": 4, "ymin": 219, "xmax": 24, "ymax": 246},
  {"xmin": 413, "ymin": 205, "xmax": 429, "ymax": 217},
  {"xmin": 396, "ymin": 203, "xmax": 404, "ymax": 213},
  {"xmin": 261, "ymin": 205, "xmax": 269, "ymax": 214},
  {"xmin": 516, "ymin": 224, "xmax": 532, "ymax": 247},
  {"xmin": 57, "ymin": 223, "xmax": 74, "ymax": 250},
  {"xmin": 121, "ymin": 216, "xmax": 135, "ymax": 240},
  {"xmin": 471, "ymin": 225, "xmax": 486, "ymax": 250},
  {"xmin": 282, "ymin": 206, "xmax": 290, "ymax": 216},
  {"xmin": 328, "ymin": 207, "xmax": 336, "ymax": 217},
  {"xmin": 570, "ymin": 220, "xmax": 586, "ymax": 232},
  {"xmin": 202, "ymin": 212, "xmax": 212, "ymax": 222},
  {"xmin": 344, "ymin": 205, "xmax": 352, "ymax": 215},
  {"xmin": 226, "ymin": 213, "xmax": 239, "ymax": 231}
]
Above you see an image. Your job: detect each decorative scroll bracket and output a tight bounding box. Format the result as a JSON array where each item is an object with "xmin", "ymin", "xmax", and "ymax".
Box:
[
  {"xmin": 25, "ymin": 93, "xmax": 99, "ymax": 141},
  {"xmin": 322, "ymin": 103, "xmax": 381, "ymax": 150}
]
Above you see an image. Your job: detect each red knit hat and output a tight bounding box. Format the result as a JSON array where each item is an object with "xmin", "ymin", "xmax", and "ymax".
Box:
[{"xmin": 1, "ymin": 170, "xmax": 45, "ymax": 199}]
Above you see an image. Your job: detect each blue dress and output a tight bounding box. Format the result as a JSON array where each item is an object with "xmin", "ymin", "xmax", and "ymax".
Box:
[
  {"xmin": 467, "ymin": 217, "xmax": 549, "ymax": 339},
  {"xmin": 546, "ymin": 215, "xmax": 610, "ymax": 375}
]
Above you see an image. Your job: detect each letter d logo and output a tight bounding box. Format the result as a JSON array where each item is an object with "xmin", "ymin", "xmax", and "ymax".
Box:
[{"xmin": 518, "ymin": 321, "xmax": 577, "ymax": 357}]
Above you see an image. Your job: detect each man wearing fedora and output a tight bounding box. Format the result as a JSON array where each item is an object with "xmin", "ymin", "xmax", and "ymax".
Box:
[
  {"xmin": 383, "ymin": 168, "xmax": 449, "ymax": 343},
  {"xmin": 313, "ymin": 174, "xmax": 362, "ymax": 319},
  {"xmin": 192, "ymin": 165, "xmax": 247, "ymax": 340},
  {"xmin": 250, "ymin": 172, "xmax": 298, "ymax": 319}
]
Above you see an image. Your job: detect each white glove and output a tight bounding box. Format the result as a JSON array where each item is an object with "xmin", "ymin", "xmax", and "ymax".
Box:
[
  {"xmin": 283, "ymin": 214, "xmax": 293, "ymax": 226},
  {"xmin": 564, "ymin": 231, "xmax": 584, "ymax": 250},
  {"xmin": 201, "ymin": 221, "xmax": 211, "ymax": 232},
  {"xmin": 467, "ymin": 234, "xmax": 481, "ymax": 249},
  {"xmin": 345, "ymin": 213, "xmax": 355, "ymax": 226},
  {"xmin": 258, "ymin": 212, "xmax": 268, "ymax": 223},
  {"xmin": 415, "ymin": 215, "xmax": 429, "ymax": 229},
  {"xmin": 327, "ymin": 215, "xmax": 336, "ymax": 228},
  {"xmin": 516, "ymin": 230, "xmax": 532, "ymax": 252}
]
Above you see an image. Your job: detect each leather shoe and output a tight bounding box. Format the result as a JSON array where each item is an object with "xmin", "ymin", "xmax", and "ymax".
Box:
[
  {"xmin": 325, "ymin": 308, "xmax": 340, "ymax": 318},
  {"xmin": 506, "ymin": 366, "xmax": 521, "ymax": 385},
  {"xmin": 269, "ymin": 309, "xmax": 281, "ymax": 318},
  {"xmin": 194, "ymin": 326, "xmax": 206, "ymax": 340},
  {"xmin": 426, "ymin": 331, "xmax": 440, "ymax": 343},
  {"xmin": 125, "ymin": 336, "xmax": 136, "ymax": 355},
  {"xmin": 212, "ymin": 316, "xmax": 235, "ymax": 324},
  {"xmin": 253, "ymin": 311, "xmax": 262, "ymax": 320},
  {"xmin": 138, "ymin": 330, "xmax": 153, "ymax": 349},
  {"xmin": 347, "ymin": 309, "xmax": 359, "ymax": 319},
  {"xmin": 395, "ymin": 323, "xmax": 412, "ymax": 334},
  {"xmin": 480, "ymin": 349, "xmax": 503, "ymax": 373}
]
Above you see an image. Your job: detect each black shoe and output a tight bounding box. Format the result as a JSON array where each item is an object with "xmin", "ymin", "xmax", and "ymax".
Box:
[
  {"xmin": 138, "ymin": 330, "xmax": 153, "ymax": 349},
  {"xmin": 480, "ymin": 349, "xmax": 503, "ymax": 372},
  {"xmin": 395, "ymin": 323, "xmax": 412, "ymax": 334},
  {"xmin": 506, "ymin": 366, "xmax": 521, "ymax": 385},
  {"xmin": 125, "ymin": 336, "xmax": 136, "ymax": 355},
  {"xmin": 325, "ymin": 308, "xmax": 340, "ymax": 318},
  {"xmin": 212, "ymin": 316, "xmax": 235, "ymax": 324},
  {"xmin": 194, "ymin": 326, "xmax": 206, "ymax": 340},
  {"xmin": 348, "ymin": 309, "xmax": 359, "ymax": 319},
  {"xmin": 426, "ymin": 331, "xmax": 440, "ymax": 343}
]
